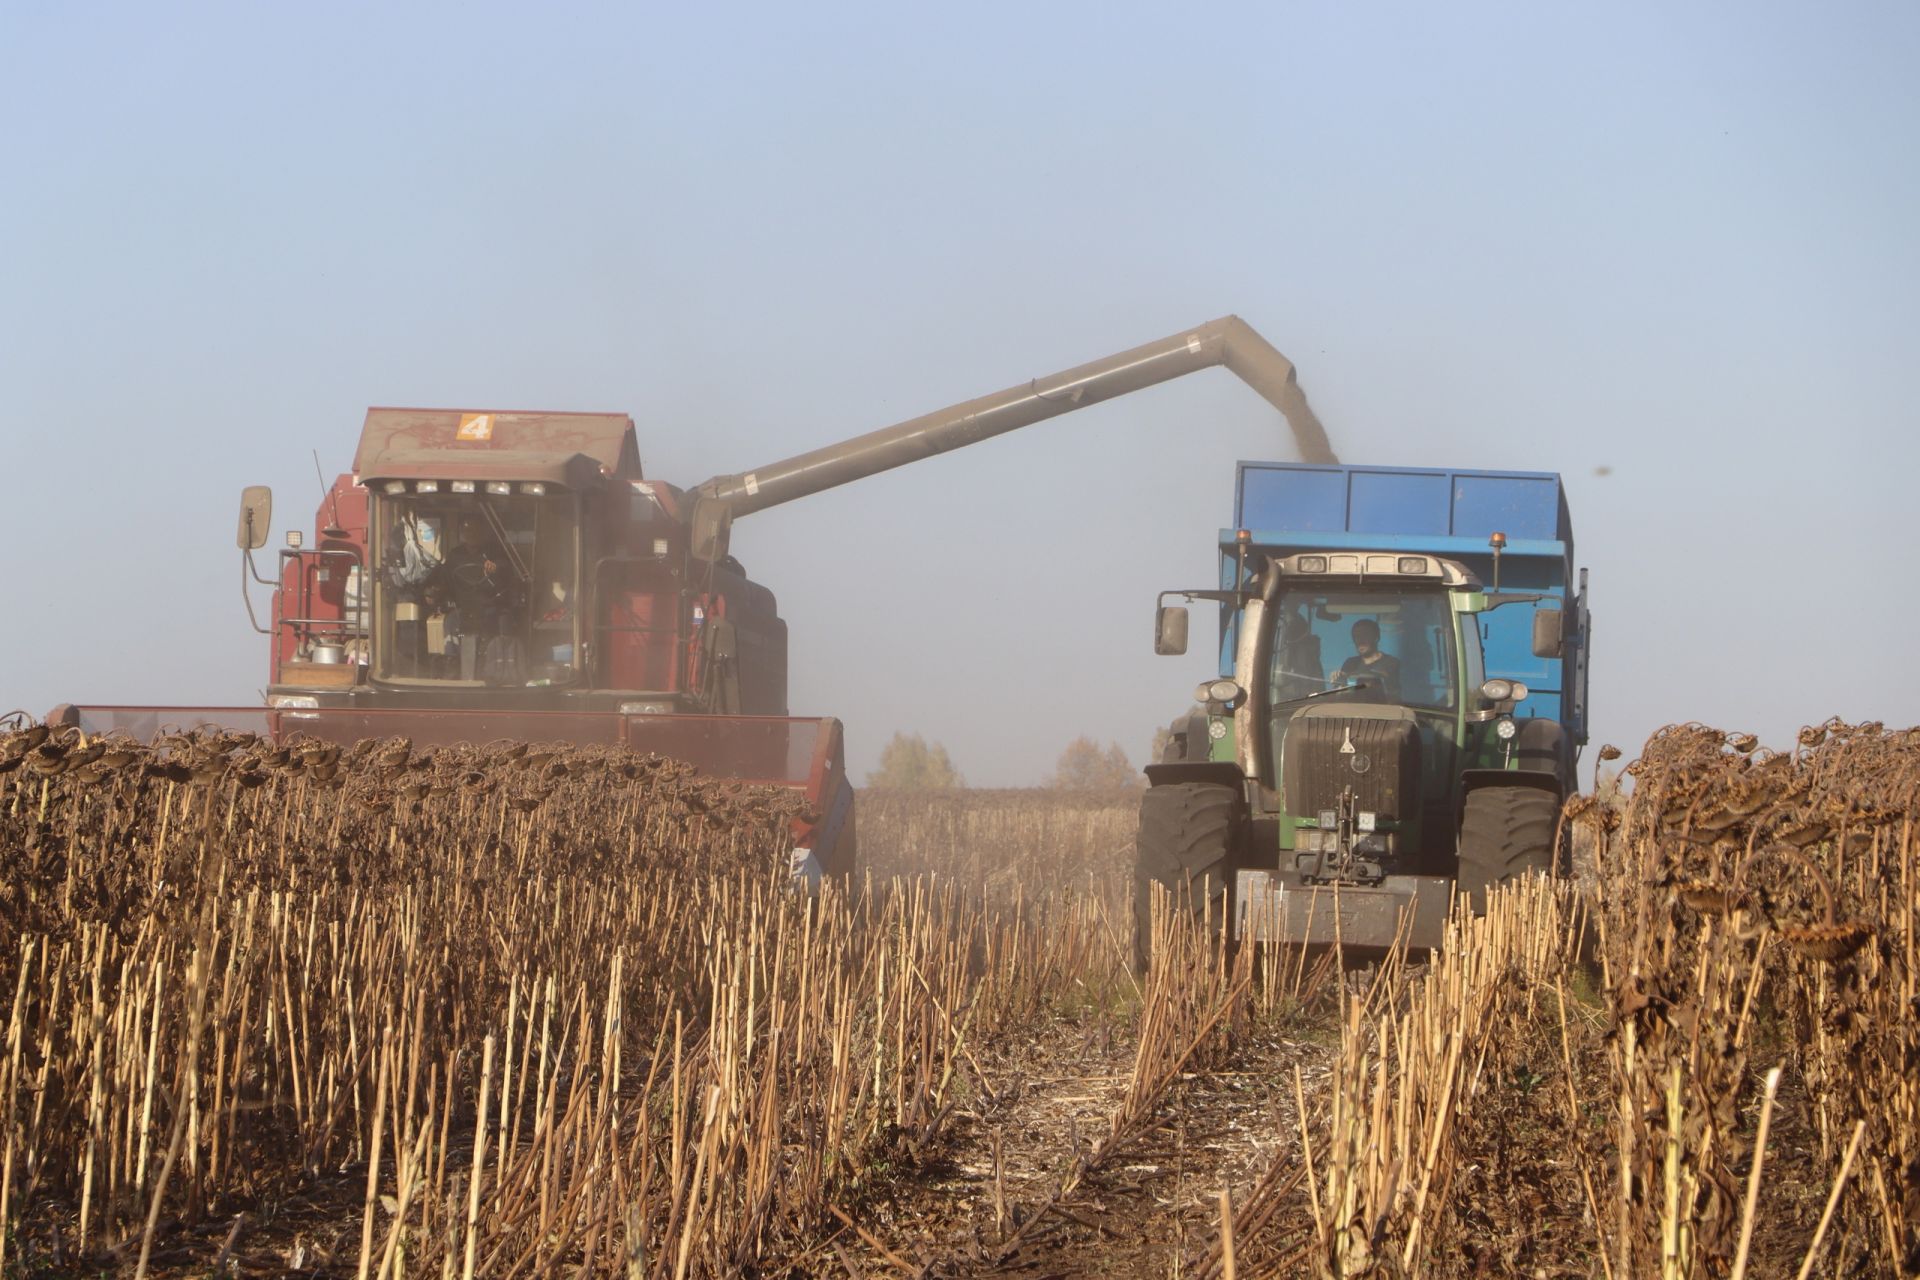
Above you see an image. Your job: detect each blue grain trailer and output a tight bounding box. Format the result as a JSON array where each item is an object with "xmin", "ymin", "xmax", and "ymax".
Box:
[{"xmin": 1139, "ymin": 462, "xmax": 1591, "ymax": 954}]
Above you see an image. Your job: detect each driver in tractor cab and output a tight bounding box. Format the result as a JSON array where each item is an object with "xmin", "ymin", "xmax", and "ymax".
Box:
[{"xmin": 1334, "ymin": 618, "xmax": 1401, "ymax": 696}]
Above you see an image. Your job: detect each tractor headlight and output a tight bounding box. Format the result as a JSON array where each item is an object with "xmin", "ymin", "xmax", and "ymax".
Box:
[
  {"xmin": 1495, "ymin": 716, "xmax": 1519, "ymax": 740},
  {"xmin": 1357, "ymin": 811, "xmax": 1377, "ymax": 832},
  {"xmin": 1295, "ymin": 555, "xmax": 1329, "ymax": 573},
  {"xmin": 1480, "ymin": 678, "xmax": 1514, "ymax": 702},
  {"xmin": 1319, "ymin": 809, "xmax": 1338, "ymax": 830},
  {"xmin": 1510, "ymin": 682, "xmax": 1530, "ymax": 701},
  {"xmin": 1194, "ymin": 678, "xmax": 1243, "ymax": 709}
]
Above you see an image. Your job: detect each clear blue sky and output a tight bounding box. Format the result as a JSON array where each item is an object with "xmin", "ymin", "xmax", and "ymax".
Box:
[{"xmin": 3, "ymin": 2, "xmax": 1915, "ymax": 784}]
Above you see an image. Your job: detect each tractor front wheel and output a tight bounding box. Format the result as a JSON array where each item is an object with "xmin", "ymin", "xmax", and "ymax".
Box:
[
  {"xmin": 1455, "ymin": 785, "xmax": 1561, "ymax": 909},
  {"xmin": 1132, "ymin": 782, "xmax": 1240, "ymax": 972}
]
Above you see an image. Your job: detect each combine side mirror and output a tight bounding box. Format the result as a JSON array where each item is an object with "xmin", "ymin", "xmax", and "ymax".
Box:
[
  {"xmin": 236, "ymin": 486, "xmax": 273, "ymax": 551},
  {"xmin": 1154, "ymin": 604, "xmax": 1190, "ymax": 656},
  {"xmin": 1531, "ymin": 608, "xmax": 1564, "ymax": 659}
]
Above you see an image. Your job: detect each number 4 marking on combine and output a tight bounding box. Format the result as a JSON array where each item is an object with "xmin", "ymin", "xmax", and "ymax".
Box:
[{"xmin": 457, "ymin": 413, "xmax": 495, "ymax": 441}]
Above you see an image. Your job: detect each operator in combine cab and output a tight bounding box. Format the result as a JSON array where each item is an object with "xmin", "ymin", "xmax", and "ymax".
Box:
[
  {"xmin": 441, "ymin": 517, "xmax": 523, "ymax": 680},
  {"xmin": 1335, "ymin": 618, "xmax": 1401, "ymax": 696}
]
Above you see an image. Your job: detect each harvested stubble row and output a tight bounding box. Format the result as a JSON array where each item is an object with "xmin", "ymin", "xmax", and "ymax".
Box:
[
  {"xmin": 1223, "ymin": 719, "xmax": 1920, "ymax": 1278},
  {"xmin": 0, "ymin": 724, "xmax": 1126, "ymax": 1276}
]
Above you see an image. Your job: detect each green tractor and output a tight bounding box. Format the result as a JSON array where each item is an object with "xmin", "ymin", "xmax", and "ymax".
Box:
[{"xmin": 1136, "ymin": 463, "xmax": 1590, "ymax": 957}]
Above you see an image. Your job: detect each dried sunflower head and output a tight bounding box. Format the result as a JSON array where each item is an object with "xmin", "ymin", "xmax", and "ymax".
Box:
[{"xmin": 1780, "ymin": 920, "xmax": 1872, "ymax": 962}]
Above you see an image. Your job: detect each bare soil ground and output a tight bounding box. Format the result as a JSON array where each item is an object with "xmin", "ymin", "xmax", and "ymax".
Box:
[{"xmin": 832, "ymin": 1005, "xmax": 1332, "ymax": 1279}]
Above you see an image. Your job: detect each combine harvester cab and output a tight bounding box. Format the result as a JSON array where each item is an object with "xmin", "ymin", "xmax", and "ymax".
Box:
[{"xmin": 1141, "ymin": 462, "xmax": 1591, "ymax": 954}]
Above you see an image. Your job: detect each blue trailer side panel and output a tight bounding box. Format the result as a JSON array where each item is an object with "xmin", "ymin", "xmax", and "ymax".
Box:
[
  {"xmin": 1347, "ymin": 471, "xmax": 1453, "ymax": 535},
  {"xmin": 1237, "ymin": 463, "xmax": 1569, "ymax": 543}
]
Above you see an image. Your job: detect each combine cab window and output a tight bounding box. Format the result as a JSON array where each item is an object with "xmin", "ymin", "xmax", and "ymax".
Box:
[
  {"xmin": 369, "ymin": 491, "xmax": 582, "ymax": 687},
  {"xmin": 1269, "ymin": 588, "xmax": 1457, "ymax": 712}
]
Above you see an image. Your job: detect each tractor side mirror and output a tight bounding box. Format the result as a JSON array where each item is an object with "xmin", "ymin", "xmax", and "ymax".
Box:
[
  {"xmin": 237, "ymin": 486, "xmax": 273, "ymax": 551},
  {"xmin": 1531, "ymin": 608, "xmax": 1564, "ymax": 659},
  {"xmin": 1154, "ymin": 604, "xmax": 1190, "ymax": 656}
]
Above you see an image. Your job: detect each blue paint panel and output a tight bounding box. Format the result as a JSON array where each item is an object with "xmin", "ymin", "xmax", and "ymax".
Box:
[
  {"xmin": 1224, "ymin": 530, "xmax": 1566, "ymax": 563},
  {"xmin": 1450, "ymin": 474, "xmax": 1562, "ymax": 540},
  {"xmin": 1237, "ymin": 466, "xmax": 1349, "ymax": 533},
  {"xmin": 1236, "ymin": 463, "xmax": 1569, "ymax": 546},
  {"xmin": 1348, "ymin": 471, "xmax": 1452, "ymax": 535}
]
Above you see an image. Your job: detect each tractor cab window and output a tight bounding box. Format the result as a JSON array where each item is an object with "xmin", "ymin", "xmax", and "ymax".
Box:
[
  {"xmin": 1269, "ymin": 587, "xmax": 1457, "ymax": 712},
  {"xmin": 370, "ymin": 489, "xmax": 582, "ymax": 687}
]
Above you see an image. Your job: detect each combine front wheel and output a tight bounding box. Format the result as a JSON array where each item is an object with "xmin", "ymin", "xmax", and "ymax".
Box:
[
  {"xmin": 1132, "ymin": 782, "xmax": 1240, "ymax": 972},
  {"xmin": 1455, "ymin": 786, "xmax": 1561, "ymax": 909}
]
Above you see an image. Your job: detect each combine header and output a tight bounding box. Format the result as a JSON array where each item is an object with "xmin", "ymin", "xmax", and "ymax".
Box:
[{"xmin": 53, "ymin": 317, "xmax": 1335, "ymax": 878}]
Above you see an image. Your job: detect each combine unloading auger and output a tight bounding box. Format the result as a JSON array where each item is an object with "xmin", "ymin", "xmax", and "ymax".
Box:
[{"xmin": 689, "ymin": 315, "xmax": 1335, "ymax": 559}]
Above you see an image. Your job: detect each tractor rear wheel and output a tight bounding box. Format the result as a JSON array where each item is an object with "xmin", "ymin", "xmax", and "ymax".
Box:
[
  {"xmin": 1132, "ymin": 782, "xmax": 1240, "ymax": 972},
  {"xmin": 1456, "ymin": 786, "xmax": 1561, "ymax": 909}
]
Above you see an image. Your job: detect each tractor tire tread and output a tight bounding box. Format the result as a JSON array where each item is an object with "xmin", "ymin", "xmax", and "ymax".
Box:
[
  {"xmin": 1133, "ymin": 782, "xmax": 1239, "ymax": 969},
  {"xmin": 1457, "ymin": 786, "xmax": 1561, "ymax": 905}
]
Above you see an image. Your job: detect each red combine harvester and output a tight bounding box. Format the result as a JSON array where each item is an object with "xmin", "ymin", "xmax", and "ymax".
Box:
[{"xmin": 51, "ymin": 317, "xmax": 1335, "ymax": 879}]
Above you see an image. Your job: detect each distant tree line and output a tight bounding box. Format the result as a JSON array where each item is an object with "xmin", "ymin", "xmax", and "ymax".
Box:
[{"xmin": 863, "ymin": 731, "xmax": 1142, "ymax": 790}]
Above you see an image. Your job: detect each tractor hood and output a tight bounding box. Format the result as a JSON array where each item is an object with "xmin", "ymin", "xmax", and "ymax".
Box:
[{"xmin": 353, "ymin": 409, "xmax": 643, "ymax": 488}]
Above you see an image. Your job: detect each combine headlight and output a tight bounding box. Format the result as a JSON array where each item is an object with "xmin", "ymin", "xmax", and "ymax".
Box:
[
  {"xmin": 1319, "ymin": 809, "xmax": 1338, "ymax": 830},
  {"xmin": 520, "ymin": 482, "xmax": 547, "ymax": 496},
  {"xmin": 618, "ymin": 701, "xmax": 674, "ymax": 716},
  {"xmin": 486, "ymin": 481, "xmax": 513, "ymax": 496},
  {"xmin": 1295, "ymin": 555, "xmax": 1329, "ymax": 573},
  {"xmin": 267, "ymin": 695, "xmax": 319, "ymax": 709},
  {"xmin": 1396, "ymin": 556, "xmax": 1428, "ymax": 574},
  {"xmin": 1480, "ymin": 678, "xmax": 1514, "ymax": 702},
  {"xmin": 414, "ymin": 480, "xmax": 439, "ymax": 494},
  {"xmin": 382, "ymin": 480, "xmax": 407, "ymax": 495},
  {"xmin": 450, "ymin": 480, "xmax": 476, "ymax": 493},
  {"xmin": 1495, "ymin": 716, "xmax": 1519, "ymax": 740},
  {"xmin": 1358, "ymin": 811, "xmax": 1377, "ymax": 832},
  {"xmin": 285, "ymin": 530, "xmax": 304, "ymax": 548}
]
